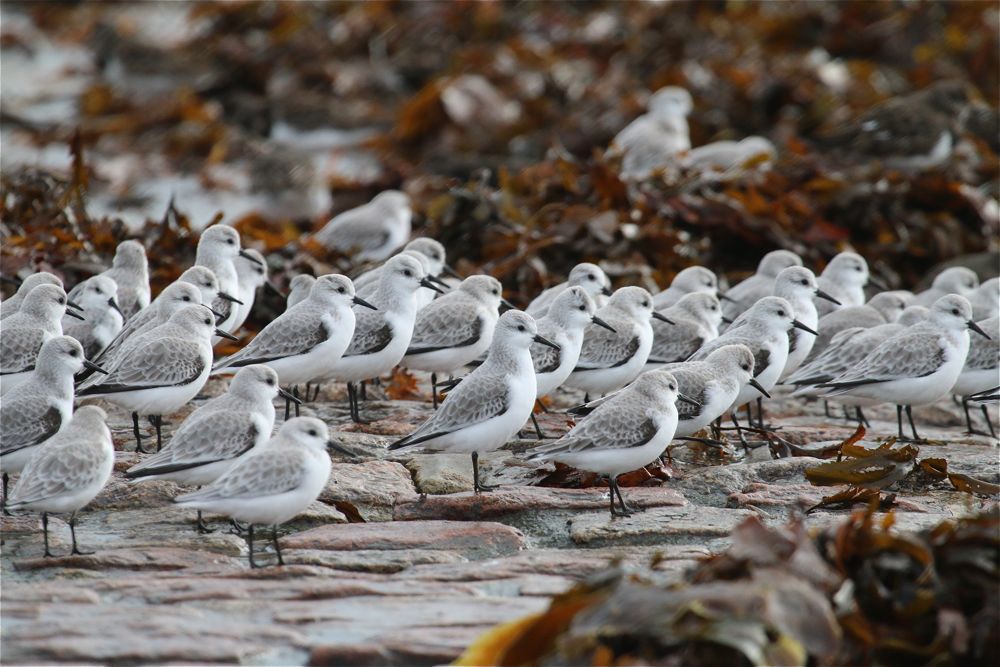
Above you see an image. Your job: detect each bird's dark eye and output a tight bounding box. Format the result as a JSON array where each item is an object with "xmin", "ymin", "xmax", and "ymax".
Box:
[
  {"xmin": 337, "ymin": 287, "xmax": 345, "ymax": 293},
  {"xmin": 578, "ymin": 305, "xmax": 585, "ymax": 311},
  {"xmin": 69, "ymin": 349, "xmax": 79, "ymax": 357},
  {"xmin": 266, "ymin": 378, "xmax": 275, "ymax": 386},
  {"xmin": 588, "ymin": 275, "xmax": 596, "ymax": 281},
  {"xmin": 642, "ymin": 301, "xmax": 649, "ymax": 308},
  {"xmin": 669, "ymin": 384, "xmax": 675, "ymax": 391},
  {"xmin": 517, "ymin": 325, "xmax": 526, "ymax": 332},
  {"xmin": 183, "ymin": 296, "xmax": 191, "ymax": 302},
  {"xmin": 308, "ymin": 429, "xmax": 318, "ymax": 437},
  {"xmin": 204, "ymin": 318, "xmax": 211, "ymax": 325},
  {"xmin": 778, "ymin": 310, "xmax": 786, "ymax": 316},
  {"xmin": 741, "ymin": 363, "xmax": 750, "ymax": 370},
  {"xmin": 58, "ymin": 297, "xmax": 66, "ymax": 304},
  {"xmin": 801, "ymin": 280, "xmax": 808, "ymax": 285},
  {"xmin": 227, "ymin": 239, "xmax": 235, "ymax": 245},
  {"xmin": 94, "ymin": 287, "xmax": 102, "ymax": 294},
  {"xmin": 492, "ymin": 289, "xmax": 499, "ymax": 296},
  {"xmin": 403, "ymin": 270, "xmax": 413, "ymax": 277},
  {"xmin": 951, "ymin": 308, "xmax": 960, "ymax": 315}
]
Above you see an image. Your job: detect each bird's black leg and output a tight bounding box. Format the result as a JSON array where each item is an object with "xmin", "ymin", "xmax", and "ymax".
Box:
[
  {"xmin": 2, "ymin": 472, "xmax": 9, "ymax": 516},
  {"xmin": 229, "ymin": 519, "xmax": 247, "ymax": 535},
  {"xmin": 824, "ymin": 400, "xmax": 834, "ymax": 419},
  {"xmin": 151, "ymin": 415, "xmax": 163, "ymax": 452},
  {"xmin": 472, "ymin": 452, "xmax": 497, "ymax": 493},
  {"xmin": 905, "ymin": 405, "xmax": 922, "ymax": 442},
  {"xmin": 69, "ymin": 512, "xmax": 93, "ymax": 556},
  {"xmin": 962, "ymin": 397, "xmax": 975, "ymax": 434},
  {"xmin": 607, "ymin": 477, "xmax": 617, "ymax": 517},
  {"xmin": 292, "ymin": 386, "xmax": 301, "ymax": 417},
  {"xmin": 359, "ymin": 380, "xmax": 368, "ymax": 401},
  {"xmin": 711, "ymin": 417, "xmax": 722, "ymax": 441},
  {"xmin": 247, "ymin": 524, "xmax": 258, "ymax": 568},
  {"xmin": 755, "ymin": 397, "xmax": 766, "ymax": 429},
  {"xmin": 842, "ymin": 406, "xmax": 853, "ymax": 422},
  {"xmin": 537, "ymin": 399, "xmax": 550, "ymax": 414},
  {"xmin": 42, "ymin": 512, "xmax": 54, "ymax": 558},
  {"xmin": 283, "ymin": 389, "xmax": 292, "ymax": 421},
  {"xmin": 613, "ymin": 478, "xmax": 637, "ymax": 515},
  {"xmin": 431, "ymin": 372, "xmax": 438, "ymax": 409},
  {"xmin": 132, "ymin": 412, "xmax": 147, "ymax": 453},
  {"xmin": 196, "ymin": 510, "xmax": 215, "ymax": 534},
  {"xmin": 980, "ymin": 404, "xmax": 997, "ymax": 439},
  {"xmin": 584, "ymin": 393, "xmax": 590, "ymax": 404},
  {"xmin": 855, "ymin": 407, "xmax": 870, "ymax": 428},
  {"xmin": 896, "ymin": 405, "xmax": 906, "ymax": 440},
  {"xmin": 730, "ymin": 412, "xmax": 749, "ymax": 451},
  {"xmin": 609, "ymin": 477, "xmax": 631, "ymax": 518},
  {"xmin": 271, "ymin": 526, "xmax": 284, "ymax": 566},
  {"xmin": 347, "ymin": 382, "xmax": 360, "ymax": 423},
  {"xmin": 311, "ymin": 383, "xmax": 322, "ymax": 402},
  {"xmin": 530, "ymin": 412, "xmax": 546, "ymax": 440}
]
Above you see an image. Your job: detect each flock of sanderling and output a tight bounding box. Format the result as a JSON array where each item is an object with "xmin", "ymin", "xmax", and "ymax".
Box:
[{"xmin": 2, "ymin": 84, "xmax": 998, "ymax": 567}]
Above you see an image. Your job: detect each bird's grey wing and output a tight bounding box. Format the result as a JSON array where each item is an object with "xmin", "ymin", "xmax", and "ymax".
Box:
[
  {"xmin": 407, "ymin": 302, "xmax": 483, "ymax": 353},
  {"xmin": 181, "ymin": 447, "xmax": 308, "ymax": 501},
  {"xmin": 533, "ymin": 400, "xmax": 658, "ymax": 456},
  {"xmin": 395, "ymin": 372, "xmax": 510, "ymax": 447},
  {"xmin": 831, "ymin": 332, "xmax": 945, "ymax": 385},
  {"xmin": 345, "ymin": 310, "xmax": 392, "ymax": 356},
  {"xmin": 649, "ymin": 319, "xmax": 703, "ymax": 364},
  {"xmin": 132, "ymin": 410, "xmax": 259, "ymax": 471},
  {"xmin": 9, "ymin": 438, "xmax": 106, "ymax": 506},
  {"xmin": 531, "ymin": 338, "xmax": 562, "ymax": 374},
  {"xmin": 670, "ymin": 368, "xmax": 710, "ymax": 421},
  {"xmin": 80, "ymin": 338, "xmax": 205, "ymax": 393},
  {"xmin": 966, "ymin": 331, "xmax": 1000, "ymax": 371},
  {"xmin": 210, "ymin": 294, "xmax": 233, "ymax": 322},
  {"xmin": 1, "ymin": 401, "xmax": 62, "ymax": 454},
  {"xmin": 221, "ymin": 309, "xmax": 329, "ymax": 366},
  {"xmin": 1, "ymin": 328, "xmax": 45, "ymax": 374},
  {"xmin": 752, "ymin": 346, "xmax": 771, "ymax": 379},
  {"xmin": 317, "ymin": 208, "xmax": 388, "ymax": 251},
  {"xmin": 576, "ymin": 322, "xmax": 639, "ymax": 370}
]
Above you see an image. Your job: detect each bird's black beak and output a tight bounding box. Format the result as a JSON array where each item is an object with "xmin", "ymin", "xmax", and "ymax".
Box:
[
  {"xmin": 678, "ymin": 393, "xmax": 700, "ymax": 407},
  {"xmin": 353, "ymin": 296, "xmax": 378, "ymax": 310},
  {"xmin": 441, "ymin": 264, "xmax": 462, "ymax": 280},
  {"xmin": 652, "ymin": 311, "xmax": 675, "ymax": 324},
  {"xmin": 592, "ymin": 315, "xmax": 616, "ymax": 332},
  {"xmin": 600, "ymin": 285, "xmax": 613, "ymax": 297},
  {"xmin": 239, "ymin": 249, "xmax": 264, "ymax": 265},
  {"xmin": 327, "ymin": 439, "xmax": 358, "ymax": 458},
  {"xmin": 534, "ymin": 334, "xmax": 560, "ymax": 350},
  {"xmin": 814, "ymin": 289, "xmax": 841, "ymax": 305},
  {"xmin": 868, "ymin": 275, "xmax": 889, "ymax": 291},
  {"xmin": 749, "ymin": 378, "xmax": 771, "ymax": 398},
  {"xmin": 107, "ymin": 298, "xmax": 125, "ymax": 317},
  {"xmin": 66, "ymin": 299, "xmax": 84, "ymax": 312},
  {"xmin": 427, "ymin": 274, "xmax": 450, "ymax": 287},
  {"xmin": 791, "ymin": 319, "xmax": 818, "ymax": 335},
  {"xmin": 420, "ymin": 277, "xmax": 445, "ymax": 294},
  {"xmin": 66, "ymin": 308, "xmax": 86, "ymax": 321},
  {"xmin": 721, "ymin": 315, "xmax": 734, "ymax": 324},
  {"xmin": 968, "ymin": 320, "xmax": 991, "ymax": 339},
  {"xmin": 215, "ymin": 328, "xmax": 240, "ymax": 341},
  {"xmin": 83, "ymin": 359, "xmax": 108, "ymax": 374},
  {"xmin": 264, "ymin": 280, "xmax": 284, "ymax": 297},
  {"xmin": 500, "ymin": 297, "xmax": 516, "ymax": 311},
  {"xmin": 217, "ymin": 291, "xmax": 244, "ymax": 305},
  {"xmin": 718, "ymin": 292, "xmax": 736, "ymax": 303},
  {"xmin": 278, "ymin": 387, "xmax": 302, "ymax": 405}
]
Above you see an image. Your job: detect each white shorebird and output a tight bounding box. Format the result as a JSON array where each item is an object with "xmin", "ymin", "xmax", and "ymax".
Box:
[
  {"xmin": 612, "ymin": 86, "xmax": 693, "ymax": 180},
  {"xmin": 61, "ymin": 276, "xmax": 124, "ymax": 359},
  {"xmin": 195, "ymin": 225, "xmax": 261, "ymax": 337},
  {"xmin": 69, "ymin": 240, "xmax": 150, "ymax": 319},
  {"xmin": 821, "ymin": 295, "xmax": 989, "ymax": 441},
  {"xmin": 682, "ymin": 136, "xmax": 777, "ymax": 174},
  {"xmin": 912, "ymin": 266, "xmax": 979, "ymax": 307},
  {"xmin": 1, "ymin": 336, "xmax": 104, "ymax": 512},
  {"xmin": 951, "ymin": 315, "xmax": 999, "ymax": 437},
  {"xmin": 647, "ymin": 292, "xmax": 722, "ymax": 367},
  {"xmin": 1, "ymin": 272, "xmax": 71, "ymax": 319},
  {"xmin": 402, "ymin": 275, "xmax": 509, "ymax": 406},
  {"xmin": 721, "ymin": 250, "xmax": 803, "ymax": 323},
  {"xmin": 565, "ymin": 286, "xmax": 670, "ymax": 400},
  {"xmin": 805, "ymin": 290, "xmax": 911, "ymax": 366},
  {"xmin": 528, "ymin": 370, "xmax": 687, "ymax": 517},
  {"xmin": 1, "ymin": 284, "xmax": 82, "ymax": 396},
  {"xmin": 126, "ymin": 365, "xmax": 299, "ymax": 531},
  {"xmin": 325, "ymin": 254, "xmax": 442, "ymax": 423},
  {"xmin": 231, "ymin": 248, "xmax": 269, "ymax": 333},
  {"xmin": 969, "ymin": 277, "xmax": 999, "ymax": 321},
  {"xmin": 357, "ymin": 248, "xmax": 448, "ymax": 310},
  {"xmin": 214, "ymin": 275, "xmax": 371, "ymax": 416},
  {"xmin": 77, "ymin": 304, "xmax": 234, "ymax": 452},
  {"xmin": 814, "ymin": 252, "xmax": 877, "ymax": 318},
  {"xmin": 652, "ymin": 266, "xmax": 721, "ymax": 310},
  {"xmin": 313, "ymin": 190, "xmax": 412, "ymax": 263},
  {"xmin": 286, "ymin": 275, "xmax": 316, "ymax": 309},
  {"xmin": 355, "ymin": 238, "xmax": 455, "ymax": 309},
  {"xmin": 175, "ymin": 417, "xmax": 345, "ymax": 568},
  {"xmin": 526, "ymin": 262, "xmax": 611, "ymax": 319},
  {"xmin": 4, "ymin": 405, "xmax": 114, "ymax": 557},
  {"xmin": 389, "ymin": 310, "xmax": 558, "ymax": 492}
]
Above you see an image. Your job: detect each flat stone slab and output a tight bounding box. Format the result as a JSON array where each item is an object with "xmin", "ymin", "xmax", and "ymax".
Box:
[
  {"xmin": 322, "ymin": 460, "xmax": 420, "ymax": 521},
  {"xmin": 569, "ymin": 505, "xmax": 756, "ymax": 547}
]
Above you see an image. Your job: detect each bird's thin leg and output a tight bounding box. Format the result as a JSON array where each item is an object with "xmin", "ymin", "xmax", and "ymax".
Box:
[
  {"xmin": 247, "ymin": 524, "xmax": 258, "ymax": 569},
  {"xmin": 530, "ymin": 412, "xmax": 546, "ymax": 440},
  {"xmin": 896, "ymin": 405, "xmax": 906, "ymax": 440},
  {"xmin": 132, "ymin": 412, "xmax": 147, "ymax": 454},
  {"xmin": 472, "ymin": 452, "xmax": 497, "ymax": 493},
  {"xmin": 755, "ymin": 397, "xmax": 766, "ymax": 429},
  {"xmin": 271, "ymin": 526, "xmax": 284, "ymax": 566},
  {"xmin": 42, "ymin": 512, "xmax": 54, "ymax": 558},
  {"xmin": 905, "ymin": 405, "xmax": 922, "ymax": 442},
  {"xmin": 69, "ymin": 512, "xmax": 93, "ymax": 556},
  {"xmin": 730, "ymin": 412, "xmax": 749, "ymax": 451},
  {"xmin": 980, "ymin": 404, "xmax": 997, "ymax": 439},
  {"xmin": 855, "ymin": 407, "xmax": 870, "ymax": 429},
  {"xmin": 824, "ymin": 400, "xmax": 834, "ymax": 419},
  {"xmin": 584, "ymin": 393, "xmax": 590, "ymax": 404},
  {"xmin": 537, "ymin": 399, "xmax": 550, "ymax": 414},
  {"xmin": 431, "ymin": 372, "xmax": 438, "ymax": 409},
  {"xmin": 711, "ymin": 417, "xmax": 722, "ymax": 441},
  {"xmin": 842, "ymin": 406, "xmax": 853, "ymax": 422},
  {"xmin": 196, "ymin": 510, "xmax": 215, "ymax": 534},
  {"xmin": 284, "ymin": 389, "xmax": 292, "ymax": 421},
  {"xmin": 152, "ymin": 415, "xmax": 163, "ymax": 452},
  {"xmin": 962, "ymin": 397, "xmax": 975, "ymax": 434},
  {"xmin": 609, "ymin": 477, "xmax": 631, "ymax": 518},
  {"xmin": 229, "ymin": 519, "xmax": 247, "ymax": 535},
  {"xmin": 607, "ymin": 477, "xmax": 616, "ymax": 518},
  {"xmin": 359, "ymin": 380, "xmax": 368, "ymax": 401},
  {"xmin": 613, "ymin": 478, "xmax": 637, "ymax": 515},
  {"xmin": 293, "ymin": 386, "xmax": 301, "ymax": 418},
  {"xmin": 2, "ymin": 472, "xmax": 9, "ymax": 516}
]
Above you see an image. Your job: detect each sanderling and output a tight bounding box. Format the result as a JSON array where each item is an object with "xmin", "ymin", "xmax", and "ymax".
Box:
[
  {"xmin": 77, "ymin": 305, "xmax": 232, "ymax": 452},
  {"xmin": 612, "ymin": 86, "xmax": 692, "ymax": 180},
  {"xmin": 652, "ymin": 266, "xmax": 721, "ymax": 310},
  {"xmin": 231, "ymin": 248, "xmax": 269, "ymax": 333},
  {"xmin": 721, "ymin": 250, "xmax": 802, "ymax": 323},
  {"xmin": 813, "ymin": 252, "xmax": 879, "ymax": 318},
  {"xmin": 565, "ymin": 287, "xmax": 670, "ymax": 400},
  {"xmin": 526, "ymin": 262, "xmax": 611, "ymax": 319},
  {"xmin": 821, "ymin": 295, "xmax": 989, "ymax": 441},
  {"xmin": 1, "ymin": 272, "xmax": 70, "ymax": 320},
  {"xmin": 912, "ymin": 266, "xmax": 980, "ymax": 307},
  {"xmin": 286, "ymin": 275, "xmax": 316, "ymax": 309},
  {"xmin": 402, "ymin": 275, "xmax": 509, "ymax": 407},
  {"xmin": 730, "ymin": 267, "xmax": 840, "ymax": 377},
  {"xmin": 681, "ymin": 136, "xmax": 777, "ymax": 175},
  {"xmin": 175, "ymin": 417, "xmax": 343, "ymax": 568},
  {"xmin": 805, "ymin": 290, "xmax": 911, "ymax": 366},
  {"xmin": 357, "ymin": 248, "xmax": 448, "ymax": 310},
  {"xmin": 126, "ymin": 365, "xmax": 298, "ymax": 531},
  {"xmin": 647, "ymin": 292, "xmax": 722, "ymax": 366},
  {"xmin": 952, "ymin": 315, "xmax": 999, "ymax": 437},
  {"xmin": 1, "ymin": 284, "xmax": 81, "ymax": 395},
  {"xmin": 1, "ymin": 336, "xmax": 103, "ymax": 512},
  {"xmin": 4, "ymin": 405, "xmax": 114, "ymax": 557},
  {"xmin": 528, "ymin": 370, "xmax": 687, "ymax": 517},
  {"xmin": 214, "ymin": 275, "xmax": 371, "ymax": 415},
  {"xmin": 969, "ymin": 277, "xmax": 999, "ymax": 321},
  {"xmin": 69, "ymin": 240, "xmax": 150, "ymax": 319},
  {"xmin": 313, "ymin": 190, "xmax": 412, "ymax": 263},
  {"xmin": 355, "ymin": 238, "xmax": 455, "ymax": 309},
  {"xmin": 61, "ymin": 276, "xmax": 124, "ymax": 359},
  {"xmin": 389, "ymin": 310, "xmax": 557, "ymax": 492},
  {"xmin": 692, "ymin": 296, "xmax": 813, "ymax": 438},
  {"xmin": 195, "ymin": 225, "xmax": 260, "ymax": 337},
  {"xmin": 326, "ymin": 254, "xmax": 442, "ymax": 423}
]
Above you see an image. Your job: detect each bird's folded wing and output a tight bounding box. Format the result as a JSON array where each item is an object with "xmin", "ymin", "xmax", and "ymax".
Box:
[
  {"xmin": 8, "ymin": 439, "xmax": 105, "ymax": 505},
  {"xmin": 345, "ymin": 310, "xmax": 392, "ymax": 356},
  {"xmin": 129, "ymin": 412, "xmax": 258, "ymax": 471},
  {"xmin": 576, "ymin": 324, "xmax": 638, "ymax": 370},
  {"xmin": 80, "ymin": 338, "xmax": 205, "ymax": 392},
  {"xmin": 407, "ymin": 305, "xmax": 483, "ymax": 353},
  {"xmin": 220, "ymin": 311, "xmax": 329, "ymax": 366},
  {"xmin": 829, "ymin": 332, "xmax": 945, "ymax": 386},
  {"xmin": 178, "ymin": 447, "xmax": 307, "ymax": 502},
  {"xmin": 1, "ymin": 328, "xmax": 44, "ymax": 374},
  {"xmin": 1, "ymin": 402, "xmax": 62, "ymax": 455},
  {"xmin": 392, "ymin": 373, "xmax": 509, "ymax": 447}
]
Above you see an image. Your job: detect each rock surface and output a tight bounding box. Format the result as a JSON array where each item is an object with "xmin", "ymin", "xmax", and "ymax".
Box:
[{"xmin": 1, "ymin": 380, "xmax": 996, "ymax": 665}]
